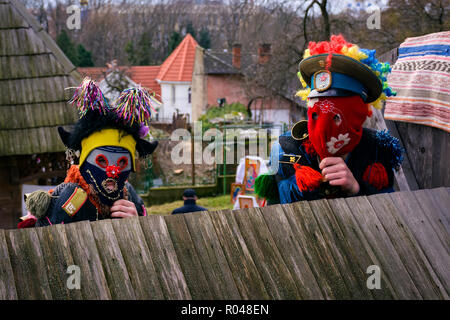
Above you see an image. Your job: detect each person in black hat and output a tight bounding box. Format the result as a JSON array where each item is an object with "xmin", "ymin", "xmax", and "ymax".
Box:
[
  {"xmin": 254, "ymin": 34, "xmax": 404, "ymax": 204},
  {"xmin": 19, "ymin": 78, "xmax": 160, "ymax": 228},
  {"xmin": 172, "ymin": 189, "xmax": 208, "ymax": 215}
]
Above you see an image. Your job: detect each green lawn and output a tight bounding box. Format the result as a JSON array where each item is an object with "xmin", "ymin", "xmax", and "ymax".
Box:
[{"xmin": 146, "ymin": 194, "xmax": 234, "ymax": 215}]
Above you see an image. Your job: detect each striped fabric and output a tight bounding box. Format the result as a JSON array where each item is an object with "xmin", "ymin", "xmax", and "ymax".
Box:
[{"xmin": 384, "ymin": 31, "xmax": 450, "ymax": 132}]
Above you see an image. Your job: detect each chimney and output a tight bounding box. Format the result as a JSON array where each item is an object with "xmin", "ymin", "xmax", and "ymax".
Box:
[
  {"xmin": 232, "ymin": 44, "xmax": 241, "ymax": 69},
  {"xmin": 258, "ymin": 43, "xmax": 271, "ymax": 64}
]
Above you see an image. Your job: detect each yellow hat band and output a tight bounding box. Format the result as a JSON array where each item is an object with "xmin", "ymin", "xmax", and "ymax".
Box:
[{"xmin": 79, "ymin": 129, "xmax": 137, "ymax": 171}]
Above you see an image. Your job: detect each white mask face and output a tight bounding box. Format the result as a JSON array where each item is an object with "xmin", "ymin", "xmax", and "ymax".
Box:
[{"xmin": 85, "ymin": 146, "xmax": 132, "ymax": 172}]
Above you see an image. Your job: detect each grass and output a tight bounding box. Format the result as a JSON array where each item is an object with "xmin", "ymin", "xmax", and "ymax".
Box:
[{"xmin": 146, "ymin": 194, "xmax": 234, "ymax": 215}]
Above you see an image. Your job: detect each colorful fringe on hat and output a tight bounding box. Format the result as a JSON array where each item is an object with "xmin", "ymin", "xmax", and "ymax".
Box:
[{"xmin": 296, "ymin": 34, "xmax": 396, "ymax": 109}]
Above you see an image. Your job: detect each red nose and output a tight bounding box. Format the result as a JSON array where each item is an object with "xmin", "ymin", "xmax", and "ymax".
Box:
[{"xmin": 106, "ymin": 165, "xmax": 121, "ymax": 178}]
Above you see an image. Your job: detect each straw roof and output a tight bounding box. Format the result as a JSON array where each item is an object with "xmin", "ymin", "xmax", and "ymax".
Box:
[{"xmin": 0, "ymin": 0, "xmax": 81, "ymax": 156}]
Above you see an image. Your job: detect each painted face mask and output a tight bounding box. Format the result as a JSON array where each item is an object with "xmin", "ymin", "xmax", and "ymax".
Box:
[
  {"xmin": 307, "ymin": 95, "xmax": 370, "ymax": 160},
  {"xmin": 80, "ymin": 146, "xmax": 132, "ymax": 207}
]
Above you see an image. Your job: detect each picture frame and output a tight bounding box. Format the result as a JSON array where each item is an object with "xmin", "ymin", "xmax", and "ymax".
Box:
[
  {"xmin": 243, "ymin": 158, "xmax": 260, "ymax": 193},
  {"xmin": 230, "ymin": 183, "xmax": 244, "ymax": 204}
]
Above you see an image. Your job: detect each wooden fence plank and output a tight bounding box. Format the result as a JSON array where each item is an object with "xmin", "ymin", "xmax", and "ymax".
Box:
[
  {"xmin": 0, "ymin": 229, "xmax": 17, "ymax": 300},
  {"xmin": 345, "ymin": 196, "xmax": 422, "ymax": 299},
  {"xmin": 284, "ymin": 201, "xmax": 351, "ymax": 299},
  {"xmin": 367, "ymin": 193, "xmax": 448, "ymax": 299},
  {"xmin": 63, "ymin": 220, "xmax": 111, "ymax": 299},
  {"xmin": 90, "ymin": 219, "xmax": 136, "ymax": 299},
  {"xmin": 327, "ymin": 198, "xmax": 396, "ymax": 299},
  {"xmin": 423, "ymin": 188, "xmax": 450, "ymax": 235},
  {"xmin": 111, "ymin": 217, "xmax": 164, "ymax": 300},
  {"xmin": 35, "ymin": 224, "xmax": 82, "ymax": 299},
  {"xmin": 412, "ymin": 190, "xmax": 450, "ymax": 249},
  {"xmin": 233, "ymin": 207, "xmax": 302, "ymax": 299},
  {"xmin": 5, "ymin": 228, "xmax": 52, "ymax": 299},
  {"xmin": 209, "ymin": 209, "xmax": 269, "ymax": 300},
  {"xmin": 164, "ymin": 214, "xmax": 213, "ymax": 299},
  {"xmin": 139, "ymin": 215, "xmax": 191, "ymax": 300},
  {"xmin": 308, "ymin": 199, "xmax": 373, "ymax": 299},
  {"xmin": 389, "ymin": 191, "xmax": 450, "ymax": 295},
  {"xmin": 259, "ymin": 204, "xmax": 324, "ymax": 299},
  {"xmin": 183, "ymin": 211, "xmax": 241, "ymax": 299}
]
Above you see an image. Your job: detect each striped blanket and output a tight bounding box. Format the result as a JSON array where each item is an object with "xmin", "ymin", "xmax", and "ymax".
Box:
[{"xmin": 384, "ymin": 31, "xmax": 450, "ymax": 132}]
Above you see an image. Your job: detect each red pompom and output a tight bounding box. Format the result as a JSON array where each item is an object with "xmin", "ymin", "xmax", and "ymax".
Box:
[
  {"xmin": 302, "ymin": 138, "xmax": 317, "ymax": 157},
  {"xmin": 294, "ymin": 164, "xmax": 323, "ymax": 192},
  {"xmin": 363, "ymin": 162, "xmax": 389, "ymax": 190},
  {"xmin": 17, "ymin": 216, "xmax": 37, "ymax": 229}
]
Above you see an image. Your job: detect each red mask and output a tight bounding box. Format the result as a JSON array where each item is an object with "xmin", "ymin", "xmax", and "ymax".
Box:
[{"xmin": 307, "ymin": 95, "xmax": 370, "ymax": 160}]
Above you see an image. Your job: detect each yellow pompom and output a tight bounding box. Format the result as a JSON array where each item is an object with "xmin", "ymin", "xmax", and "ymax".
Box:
[
  {"xmin": 371, "ymin": 93, "xmax": 386, "ymax": 110},
  {"xmin": 296, "ymin": 88, "xmax": 311, "ymax": 101},
  {"xmin": 303, "ymin": 49, "xmax": 311, "ymax": 59},
  {"xmin": 297, "ymin": 72, "xmax": 307, "ymax": 88}
]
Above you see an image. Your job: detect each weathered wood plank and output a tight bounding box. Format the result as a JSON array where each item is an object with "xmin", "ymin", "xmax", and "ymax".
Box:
[
  {"xmin": 63, "ymin": 220, "xmax": 111, "ymax": 300},
  {"xmin": 259, "ymin": 204, "xmax": 324, "ymax": 299},
  {"xmin": 284, "ymin": 201, "xmax": 351, "ymax": 299},
  {"xmin": 5, "ymin": 228, "xmax": 52, "ymax": 299},
  {"xmin": 345, "ymin": 196, "xmax": 422, "ymax": 299},
  {"xmin": 0, "ymin": 229, "xmax": 17, "ymax": 299},
  {"xmin": 389, "ymin": 191, "xmax": 450, "ymax": 295},
  {"xmin": 183, "ymin": 211, "xmax": 241, "ymax": 299},
  {"xmin": 367, "ymin": 193, "xmax": 448, "ymax": 299},
  {"xmin": 139, "ymin": 215, "xmax": 191, "ymax": 300},
  {"xmin": 422, "ymin": 188, "xmax": 450, "ymax": 236},
  {"xmin": 164, "ymin": 214, "xmax": 213, "ymax": 299},
  {"xmin": 111, "ymin": 217, "xmax": 164, "ymax": 300},
  {"xmin": 327, "ymin": 198, "xmax": 396, "ymax": 299},
  {"xmin": 209, "ymin": 209, "xmax": 270, "ymax": 300},
  {"xmin": 90, "ymin": 219, "xmax": 136, "ymax": 299},
  {"xmin": 35, "ymin": 224, "xmax": 82, "ymax": 300},
  {"xmin": 308, "ymin": 199, "xmax": 373, "ymax": 299},
  {"xmin": 233, "ymin": 207, "xmax": 301, "ymax": 299},
  {"xmin": 412, "ymin": 190, "xmax": 450, "ymax": 249}
]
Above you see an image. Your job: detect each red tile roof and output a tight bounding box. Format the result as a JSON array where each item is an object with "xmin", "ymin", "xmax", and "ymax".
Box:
[
  {"xmin": 77, "ymin": 66, "xmax": 161, "ymax": 97},
  {"xmin": 129, "ymin": 66, "xmax": 161, "ymax": 97},
  {"xmin": 156, "ymin": 34, "xmax": 198, "ymax": 82}
]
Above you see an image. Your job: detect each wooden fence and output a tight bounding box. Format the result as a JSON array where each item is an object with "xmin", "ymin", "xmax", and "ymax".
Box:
[{"xmin": 0, "ymin": 188, "xmax": 449, "ymax": 300}]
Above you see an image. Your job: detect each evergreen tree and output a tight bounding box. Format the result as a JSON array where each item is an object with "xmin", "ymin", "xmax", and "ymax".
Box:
[
  {"xmin": 56, "ymin": 29, "xmax": 79, "ymax": 66},
  {"xmin": 136, "ymin": 32, "xmax": 152, "ymax": 65},
  {"xmin": 185, "ymin": 21, "xmax": 196, "ymax": 39},
  {"xmin": 168, "ymin": 31, "xmax": 182, "ymax": 55},
  {"xmin": 198, "ymin": 27, "xmax": 211, "ymax": 49},
  {"xmin": 77, "ymin": 44, "xmax": 94, "ymax": 67},
  {"xmin": 125, "ymin": 40, "xmax": 136, "ymax": 65}
]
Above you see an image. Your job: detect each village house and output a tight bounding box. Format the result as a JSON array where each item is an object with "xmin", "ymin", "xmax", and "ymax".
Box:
[
  {"xmin": 0, "ymin": 0, "xmax": 81, "ymax": 229},
  {"xmin": 80, "ymin": 34, "xmax": 304, "ymax": 126}
]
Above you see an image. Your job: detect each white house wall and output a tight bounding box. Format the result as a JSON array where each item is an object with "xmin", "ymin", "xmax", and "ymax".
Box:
[{"xmin": 159, "ymin": 82, "xmax": 192, "ymax": 122}]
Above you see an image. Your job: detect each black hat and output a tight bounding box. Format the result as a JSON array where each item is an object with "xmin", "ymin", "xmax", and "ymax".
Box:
[
  {"xmin": 183, "ymin": 189, "xmax": 196, "ymax": 198},
  {"xmin": 60, "ymin": 78, "xmax": 160, "ymax": 170}
]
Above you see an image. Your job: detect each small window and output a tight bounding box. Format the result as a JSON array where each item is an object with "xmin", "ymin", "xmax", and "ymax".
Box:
[
  {"xmin": 171, "ymin": 85, "xmax": 176, "ymax": 105},
  {"xmin": 188, "ymin": 87, "xmax": 191, "ymax": 104}
]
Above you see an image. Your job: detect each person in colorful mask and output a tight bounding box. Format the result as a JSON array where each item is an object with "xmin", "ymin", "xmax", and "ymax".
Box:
[
  {"xmin": 254, "ymin": 35, "xmax": 404, "ymax": 204},
  {"xmin": 19, "ymin": 78, "xmax": 160, "ymax": 228}
]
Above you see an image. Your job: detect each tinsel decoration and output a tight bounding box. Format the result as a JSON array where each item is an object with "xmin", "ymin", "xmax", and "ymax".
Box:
[
  {"xmin": 254, "ymin": 174, "xmax": 279, "ymax": 201},
  {"xmin": 113, "ymin": 87, "xmax": 161, "ymax": 126},
  {"xmin": 375, "ymin": 129, "xmax": 405, "ymax": 169},
  {"xmin": 298, "ymin": 34, "xmax": 396, "ymax": 109},
  {"xmin": 68, "ymin": 77, "xmax": 110, "ymax": 116}
]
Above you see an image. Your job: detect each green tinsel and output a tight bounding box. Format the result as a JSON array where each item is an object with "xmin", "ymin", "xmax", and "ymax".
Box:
[
  {"xmin": 254, "ymin": 174, "xmax": 279, "ymax": 201},
  {"xmin": 25, "ymin": 190, "xmax": 54, "ymax": 219}
]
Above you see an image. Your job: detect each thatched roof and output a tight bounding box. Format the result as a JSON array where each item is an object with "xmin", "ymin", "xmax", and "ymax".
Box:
[{"xmin": 0, "ymin": 0, "xmax": 81, "ymax": 156}]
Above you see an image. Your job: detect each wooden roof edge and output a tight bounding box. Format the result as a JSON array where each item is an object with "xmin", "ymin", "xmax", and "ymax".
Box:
[{"xmin": 9, "ymin": 0, "xmax": 81, "ymax": 82}]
